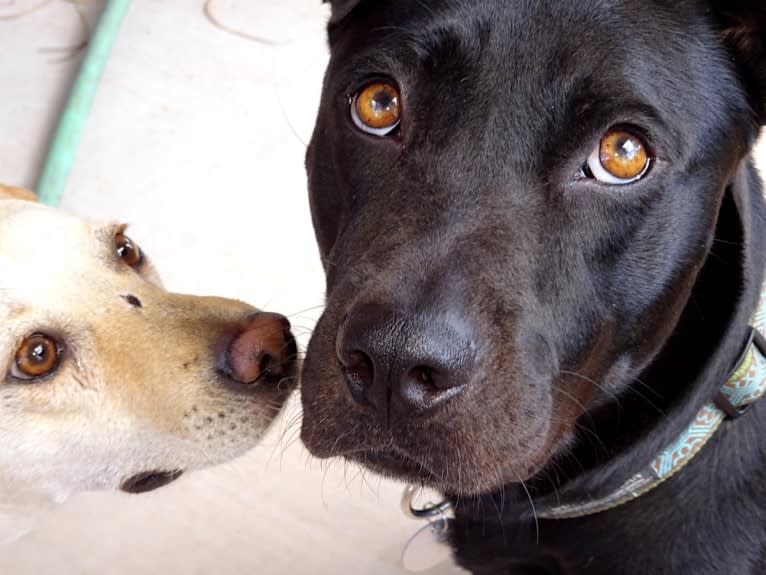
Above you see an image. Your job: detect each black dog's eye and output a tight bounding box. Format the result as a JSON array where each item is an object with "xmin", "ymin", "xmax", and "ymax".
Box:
[
  {"xmin": 351, "ymin": 82, "xmax": 401, "ymax": 136},
  {"xmin": 11, "ymin": 333, "xmax": 63, "ymax": 381},
  {"xmin": 114, "ymin": 232, "xmax": 143, "ymax": 269},
  {"xmin": 582, "ymin": 129, "xmax": 652, "ymax": 185}
]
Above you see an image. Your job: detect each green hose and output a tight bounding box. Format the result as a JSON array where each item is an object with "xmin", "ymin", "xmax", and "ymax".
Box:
[{"xmin": 36, "ymin": 0, "xmax": 132, "ymax": 206}]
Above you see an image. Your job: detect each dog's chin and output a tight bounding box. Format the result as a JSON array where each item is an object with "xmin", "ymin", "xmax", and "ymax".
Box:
[
  {"xmin": 120, "ymin": 469, "xmax": 184, "ymax": 494},
  {"xmin": 342, "ymin": 448, "xmax": 534, "ymax": 497},
  {"xmin": 301, "ymin": 405, "xmax": 564, "ymax": 496},
  {"xmin": 347, "ymin": 449, "xmax": 435, "ymax": 484},
  {"xmin": 302, "ymin": 420, "xmax": 552, "ymax": 497}
]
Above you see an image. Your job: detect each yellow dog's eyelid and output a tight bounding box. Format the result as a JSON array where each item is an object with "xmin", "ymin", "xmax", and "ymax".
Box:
[
  {"xmin": 94, "ymin": 222, "xmax": 129, "ymax": 246},
  {"xmin": 92, "ymin": 223, "xmax": 147, "ymax": 270}
]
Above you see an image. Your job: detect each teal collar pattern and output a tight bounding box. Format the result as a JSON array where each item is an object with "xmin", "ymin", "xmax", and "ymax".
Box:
[{"xmin": 539, "ymin": 282, "xmax": 766, "ymax": 520}]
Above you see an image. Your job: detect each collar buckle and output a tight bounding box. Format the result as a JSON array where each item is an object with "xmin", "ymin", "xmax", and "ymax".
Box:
[
  {"xmin": 713, "ymin": 390, "xmax": 750, "ymax": 419},
  {"xmin": 715, "ymin": 326, "xmax": 766, "ymax": 420}
]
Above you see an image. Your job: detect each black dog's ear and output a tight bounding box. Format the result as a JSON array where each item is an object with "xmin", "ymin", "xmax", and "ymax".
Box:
[
  {"xmin": 323, "ymin": 0, "xmax": 364, "ymax": 24},
  {"xmin": 709, "ymin": 0, "xmax": 766, "ymax": 124}
]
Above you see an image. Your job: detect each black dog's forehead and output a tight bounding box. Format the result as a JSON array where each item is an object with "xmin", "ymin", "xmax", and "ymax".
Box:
[
  {"xmin": 331, "ymin": 0, "xmax": 741, "ymax": 160},
  {"xmin": 335, "ymin": 0, "xmax": 701, "ymax": 55}
]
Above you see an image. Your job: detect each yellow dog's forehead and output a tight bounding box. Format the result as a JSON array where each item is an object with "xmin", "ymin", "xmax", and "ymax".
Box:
[
  {"xmin": 0, "ymin": 200, "xmax": 124, "ymax": 300},
  {"xmin": 0, "ymin": 200, "xmax": 95, "ymax": 253}
]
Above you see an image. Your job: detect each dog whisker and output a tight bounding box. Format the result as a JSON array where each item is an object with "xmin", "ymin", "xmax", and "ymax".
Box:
[
  {"xmin": 534, "ymin": 464, "xmax": 563, "ymax": 508},
  {"xmin": 711, "ymin": 238, "xmax": 741, "ymax": 247},
  {"xmin": 706, "ymin": 248, "xmax": 737, "ymax": 267},
  {"xmin": 275, "ymin": 414, "xmax": 304, "ymax": 457},
  {"xmin": 558, "ymin": 369, "xmax": 622, "ymax": 404},
  {"xmin": 562, "ymin": 369, "xmax": 666, "ymax": 417},
  {"xmin": 541, "ymin": 408, "xmax": 610, "ymax": 457},
  {"xmin": 551, "ymin": 384, "xmax": 596, "ymax": 424},
  {"xmin": 275, "ymin": 376, "xmax": 299, "ymax": 393},
  {"xmin": 319, "ymin": 458, "xmax": 332, "ymax": 511},
  {"xmin": 274, "ymin": 84, "xmax": 309, "ymax": 148},
  {"xmin": 267, "ymin": 406, "xmax": 301, "ymax": 463},
  {"xmin": 511, "ymin": 468, "xmax": 539, "ymax": 545},
  {"xmin": 485, "ymin": 478, "xmax": 505, "ymax": 526}
]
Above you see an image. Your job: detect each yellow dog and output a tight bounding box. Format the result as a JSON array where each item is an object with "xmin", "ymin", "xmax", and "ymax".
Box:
[{"xmin": 0, "ymin": 185, "xmax": 297, "ymax": 541}]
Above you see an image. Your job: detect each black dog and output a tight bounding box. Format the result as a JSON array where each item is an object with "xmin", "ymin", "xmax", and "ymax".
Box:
[{"xmin": 300, "ymin": 1, "xmax": 766, "ymax": 573}]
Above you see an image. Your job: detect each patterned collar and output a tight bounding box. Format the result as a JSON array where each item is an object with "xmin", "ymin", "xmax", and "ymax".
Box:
[{"xmin": 538, "ymin": 282, "xmax": 766, "ymax": 520}]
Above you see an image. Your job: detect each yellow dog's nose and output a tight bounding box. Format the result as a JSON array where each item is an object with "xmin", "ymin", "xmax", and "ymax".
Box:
[{"xmin": 221, "ymin": 312, "xmax": 295, "ymax": 384}]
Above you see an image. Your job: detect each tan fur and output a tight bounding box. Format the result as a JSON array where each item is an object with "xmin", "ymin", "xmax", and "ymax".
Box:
[
  {"xmin": 0, "ymin": 184, "xmax": 36, "ymax": 202},
  {"xmin": 0, "ymin": 190, "xmax": 294, "ymax": 541}
]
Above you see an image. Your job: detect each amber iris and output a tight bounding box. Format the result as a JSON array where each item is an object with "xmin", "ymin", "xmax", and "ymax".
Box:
[
  {"xmin": 599, "ymin": 130, "xmax": 650, "ymax": 180},
  {"xmin": 115, "ymin": 233, "xmax": 142, "ymax": 268},
  {"xmin": 354, "ymin": 82, "xmax": 401, "ymax": 132},
  {"xmin": 14, "ymin": 334, "xmax": 61, "ymax": 378}
]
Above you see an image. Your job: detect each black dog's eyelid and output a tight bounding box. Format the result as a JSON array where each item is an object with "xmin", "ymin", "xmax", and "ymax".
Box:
[
  {"xmin": 348, "ymin": 116, "xmax": 404, "ymax": 141},
  {"xmin": 348, "ymin": 111, "xmax": 405, "ymax": 142},
  {"xmin": 345, "ymin": 72, "xmax": 402, "ymax": 95},
  {"xmin": 570, "ymin": 159, "xmax": 659, "ymax": 194},
  {"xmin": 577, "ymin": 163, "xmax": 655, "ymax": 185}
]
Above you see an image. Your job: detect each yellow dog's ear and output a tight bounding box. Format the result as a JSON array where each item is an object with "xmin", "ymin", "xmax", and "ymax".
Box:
[{"xmin": 0, "ymin": 184, "xmax": 37, "ymax": 202}]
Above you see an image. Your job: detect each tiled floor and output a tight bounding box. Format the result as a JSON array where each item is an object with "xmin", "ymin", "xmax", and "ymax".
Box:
[
  {"xmin": 1, "ymin": 2, "xmax": 764, "ymax": 574},
  {"xmin": 0, "ymin": 1, "xmax": 465, "ymax": 573}
]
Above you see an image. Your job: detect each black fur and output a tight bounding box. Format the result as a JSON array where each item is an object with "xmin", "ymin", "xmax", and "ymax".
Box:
[{"xmin": 302, "ymin": 1, "xmax": 766, "ymax": 573}]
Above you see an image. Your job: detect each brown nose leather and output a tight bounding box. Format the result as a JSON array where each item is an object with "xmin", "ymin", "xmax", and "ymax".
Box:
[{"xmin": 224, "ymin": 312, "xmax": 293, "ymax": 384}]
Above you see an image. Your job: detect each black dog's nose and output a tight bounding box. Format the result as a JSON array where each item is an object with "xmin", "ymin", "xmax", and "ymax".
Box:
[{"xmin": 336, "ymin": 303, "xmax": 476, "ymax": 418}]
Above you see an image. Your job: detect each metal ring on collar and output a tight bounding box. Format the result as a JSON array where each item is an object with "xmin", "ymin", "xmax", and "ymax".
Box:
[{"xmin": 401, "ymin": 485, "xmax": 452, "ymax": 520}]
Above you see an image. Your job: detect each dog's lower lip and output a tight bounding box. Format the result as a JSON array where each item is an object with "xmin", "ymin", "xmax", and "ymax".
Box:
[
  {"xmin": 349, "ymin": 449, "xmax": 432, "ymax": 480},
  {"xmin": 120, "ymin": 470, "xmax": 184, "ymax": 494}
]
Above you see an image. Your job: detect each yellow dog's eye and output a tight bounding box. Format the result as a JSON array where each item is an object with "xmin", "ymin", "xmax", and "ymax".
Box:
[
  {"xmin": 115, "ymin": 233, "xmax": 143, "ymax": 268},
  {"xmin": 351, "ymin": 82, "xmax": 401, "ymax": 136},
  {"xmin": 12, "ymin": 334, "xmax": 62, "ymax": 380},
  {"xmin": 584, "ymin": 129, "xmax": 651, "ymax": 185}
]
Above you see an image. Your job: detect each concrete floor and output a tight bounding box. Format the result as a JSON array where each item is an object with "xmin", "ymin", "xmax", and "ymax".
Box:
[{"xmin": 1, "ymin": 1, "xmax": 764, "ymax": 574}]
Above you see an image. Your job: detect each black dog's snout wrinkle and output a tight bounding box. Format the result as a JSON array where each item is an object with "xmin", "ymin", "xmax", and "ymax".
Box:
[{"xmin": 336, "ymin": 302, "xmax": 476, "ymax": 419}]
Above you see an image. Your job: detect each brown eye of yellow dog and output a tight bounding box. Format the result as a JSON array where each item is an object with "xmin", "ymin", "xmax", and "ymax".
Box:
[
  {"xmin": 115, "ymin": 233, "xmax": 143, "ymax": 268},
  {"xmin": 351, "ymin": 82, "xmax": 401, "ymax": 136},
  {"xmin": 585, "ymin": 129, "xmax": 651, "ymax": 184},
  {"xmin": 13, "ymin": 334, "xmax": 62, "ymax": 379}
]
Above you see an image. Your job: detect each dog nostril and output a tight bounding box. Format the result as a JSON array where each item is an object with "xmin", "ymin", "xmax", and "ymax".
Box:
[
  {"xmin": 220, "ymin": 312, "xmax": 296, "ymax": 386},
  {"xmin": 400, "ymin": 365, "xmax": 463, "ymax": 411},
  {"xmin": 258, "ymin": 353, "xmax": 274, "ymax": 377},
  {"xmin": 410, "ymin": 366, "xmax": 435, "ymax": 388},
  {"xmin": 337, "ymin": 303, "xmax": 475, "ymax": 416},
  {"xmin": 407, "ymin": 365, "xmax": 458, "ymax": 392},
  {"xmin": 342, "ymin": 351, "xmax": 374, "ymax": 403},
  {"xmin": 413, "ymin": 367, "xmax": 430, "ymax": 384}
]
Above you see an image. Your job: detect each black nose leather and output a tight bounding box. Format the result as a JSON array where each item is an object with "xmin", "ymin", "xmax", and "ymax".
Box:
[{"xmin": 336, "ymin": 303, "xmax": 476, "ymax": 418}]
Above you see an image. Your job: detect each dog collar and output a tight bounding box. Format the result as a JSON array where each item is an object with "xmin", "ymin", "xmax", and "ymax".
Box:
[{"xmin": 538, "ymin": 282, "xmax": 766, "ymax": 520}]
